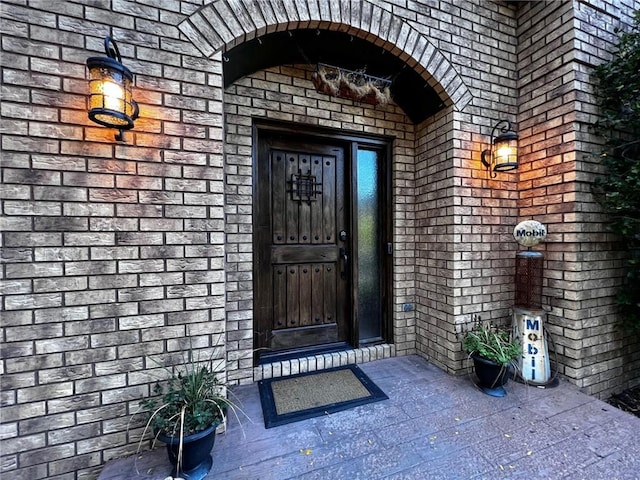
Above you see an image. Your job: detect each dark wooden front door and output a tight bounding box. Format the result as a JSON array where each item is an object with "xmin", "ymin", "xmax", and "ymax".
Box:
[{"xmin": 254, "ymin": 132, "xmax": 350, "ymax": 359}]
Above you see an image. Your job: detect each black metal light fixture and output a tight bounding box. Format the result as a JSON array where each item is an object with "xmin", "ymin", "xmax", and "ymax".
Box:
[
  {"xmin": 481, "ymin": 120, "xmax": 518, "ymax": 178},
  {"xmin": 86, "ymin": 36, "xmax": 139, "ymax": 141}
]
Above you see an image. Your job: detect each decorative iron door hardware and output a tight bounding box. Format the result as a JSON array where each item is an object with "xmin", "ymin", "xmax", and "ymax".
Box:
[{"xmin": 288, "ymin": 169, "xmax": 322, "ymax": 204}]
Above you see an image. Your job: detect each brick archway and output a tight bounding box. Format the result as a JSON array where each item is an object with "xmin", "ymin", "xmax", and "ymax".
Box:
[
  {"xmin": 178, "ymin": 0, "xmax": 472, "ymax": 112},
  {"xmin": 178, "ymin": 0, "xmax": 472, "ymax": 382}
]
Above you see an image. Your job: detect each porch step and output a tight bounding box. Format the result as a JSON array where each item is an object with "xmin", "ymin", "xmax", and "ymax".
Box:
[{"xmin": 253, "ymin": 344, "xmax": 396, "ymax": 381}]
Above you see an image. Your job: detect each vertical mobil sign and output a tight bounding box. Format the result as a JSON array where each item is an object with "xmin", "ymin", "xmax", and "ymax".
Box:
[
  {"xmin": 513, "ymin": 308, "xmax": 550, "ymax": 383},
  {"xmin": 512, "ymin": 220, "xmax": 551, "ymax": 384}
]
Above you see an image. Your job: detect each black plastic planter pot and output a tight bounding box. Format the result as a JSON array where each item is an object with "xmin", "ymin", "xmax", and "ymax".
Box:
[
  {"xmin": 472, "ymin": 354, "xmax": 510, "ymax": 397},
  {"xmin": 157, "ymin": 421, "xmax": 220, "ymax": 480}
]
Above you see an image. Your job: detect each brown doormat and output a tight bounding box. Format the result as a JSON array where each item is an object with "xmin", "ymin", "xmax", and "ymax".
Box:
[{"xmin": 258, "ymin": 364, "xmax": 388, "ymax": 428}]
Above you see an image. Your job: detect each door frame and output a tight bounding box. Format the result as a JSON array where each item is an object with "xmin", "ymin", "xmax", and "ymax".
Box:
[{"xmin": 252, "ymin": 120, "xmax": 393, "ymax": 363}]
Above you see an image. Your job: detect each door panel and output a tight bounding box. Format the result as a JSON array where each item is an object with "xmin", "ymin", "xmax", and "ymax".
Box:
[{"xmin": 255, "ymin": 134, "xmax": 349, "ymax": 357}]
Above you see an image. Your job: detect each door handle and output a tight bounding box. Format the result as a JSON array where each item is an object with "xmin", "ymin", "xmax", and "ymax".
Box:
[{"xmin": 339, "ymin": 247, "xmax": 348, "ymax": 279}]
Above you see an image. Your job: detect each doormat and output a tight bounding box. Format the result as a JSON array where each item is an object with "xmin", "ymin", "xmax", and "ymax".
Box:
[{"xmin": 258, "ymin": 364, "xmax": 388, "ymax": 428}]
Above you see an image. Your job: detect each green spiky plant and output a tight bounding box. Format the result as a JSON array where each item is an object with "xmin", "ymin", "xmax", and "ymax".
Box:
[
  {"xmin": 135, "ymin": 347, "xmax": 244, "ymax": 477},
  {"xmin": 140, "ymin": 358, "xmax": 227, "ymax": 438},
  {"xmin": 462, "ymin": 321, "xmax": 521, "ymax": 367}
]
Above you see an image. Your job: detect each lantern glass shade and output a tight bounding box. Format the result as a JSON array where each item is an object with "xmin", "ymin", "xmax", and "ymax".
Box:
[
  {"xmin": 86, "ymin": 38, "xmax": 138, "ymax": 132},
  {"xmin": 493, "ymin": 130, "xmax": 518, "ymax": 172},
  {"xmin": 481, "ymin": 120, "xmax": 518, "ymax": 177}
]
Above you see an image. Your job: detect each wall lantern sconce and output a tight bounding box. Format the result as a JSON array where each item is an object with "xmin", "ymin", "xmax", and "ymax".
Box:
[
  {"xmin": 481, "ymin": 120, "xmax": 518, "ymax": 178},
  {"xmin": 86, "ymin": 36, "xmax": 138, "ymax": 141}
]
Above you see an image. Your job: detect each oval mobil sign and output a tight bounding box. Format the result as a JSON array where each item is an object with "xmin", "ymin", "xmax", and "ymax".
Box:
[{"xmin": 513, "ymin": 220, "xmax": 547, "ymax": 247}]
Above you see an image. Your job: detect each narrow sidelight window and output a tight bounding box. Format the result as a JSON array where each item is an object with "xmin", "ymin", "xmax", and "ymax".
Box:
[{"xmin": 356, "ymin": 148, "xmax": 382, "ymax": 342}]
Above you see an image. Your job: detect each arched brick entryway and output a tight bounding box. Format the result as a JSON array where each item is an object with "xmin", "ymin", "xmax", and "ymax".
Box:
[
  {"xmin": 178, "ymin": 0, "xmax": 472, "ymax": 111},
  {"xmin": 178, "ymin": 0, "xmax": 470, "ymax": 382}
]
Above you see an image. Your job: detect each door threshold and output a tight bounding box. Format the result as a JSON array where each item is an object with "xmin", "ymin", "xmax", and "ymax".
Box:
[
  {"xmin": 254, "ymin": 343, "xmax": 397, "ymax": 382},
  {"xmin": 258, "ymin": 342, "xmax": 351, "ymax": 365}
]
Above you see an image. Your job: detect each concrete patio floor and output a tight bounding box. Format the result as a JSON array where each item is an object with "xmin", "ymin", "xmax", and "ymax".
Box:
[{"xmin": 99, "ymin": 355, "xmax": 640, "ymax": 479}]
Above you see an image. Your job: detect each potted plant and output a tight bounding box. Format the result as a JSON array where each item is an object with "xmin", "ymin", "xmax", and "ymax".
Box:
[
  {"xmin": 138, "ymin": 351, "xmax": 230, "ymax": 480},
  {"xmin": 462, "ymin": 320, "xmax": 521, "ymax": 397}
]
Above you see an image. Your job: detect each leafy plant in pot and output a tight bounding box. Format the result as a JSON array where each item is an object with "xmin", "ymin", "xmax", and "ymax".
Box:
[
  {"xmin": 137, "ymin": 351, "xmax": 231, "ymax": 480},
  {"xmin": 462, "ymin": 320, "xmax": 522, "ymax": 397}
]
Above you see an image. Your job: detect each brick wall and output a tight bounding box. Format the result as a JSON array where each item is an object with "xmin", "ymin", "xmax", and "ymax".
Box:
[
  {"xmin": 1, "ymin": 1, "xmax": 227, "ymax": 478},
  {"xmin": 516, "ymin": 0, "xmax": 640, "ymax": 397},
  {"xmin": 414, "ymin": 0, "xmax": 520, "ymax": 373}
]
